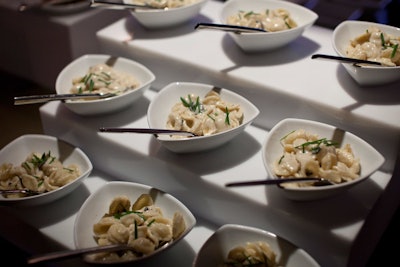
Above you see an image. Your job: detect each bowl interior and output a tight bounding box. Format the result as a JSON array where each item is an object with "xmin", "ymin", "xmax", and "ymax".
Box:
[
  {"xmin": 262, "ymin": 118, "xmax": 385, "ymax": 193},
  {"xmin": 74, "ymin": 181, "xmax": 196, "ymax": 264},
  {"xmin": 147, "ymin": 82, "xmax": 260, "ymax": 153},
  {"xmin": 0, "ymin": 134, "xmax": 92, "ymax": 205},
  {"xmin": 194, "ymin": 224, "xmax": 319, "ymax": 267},
  {"xmin": 56, "ymin": 54, "xmax": 155, "ymax": 101}
]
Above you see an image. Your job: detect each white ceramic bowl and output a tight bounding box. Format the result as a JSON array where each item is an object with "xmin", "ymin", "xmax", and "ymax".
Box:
[
  {"xmin": 74, "ymin": 181, "xmax": 196, "ymax": 264},
  {"xmin": 123, "ymin": 0, "xmax": 208, "ymax": 29},
  {"xmin": 56, "ymin": 54, "xmax": 155, "ymax": 116},
  {"xmin": 0, "ymin": 134, "xmax": 93, "ymax": 206},
  {"xmin": 193, "ymin": 224, "xmax": 319, "ymax": 267},
  {"xmin": 333, "ymin": 20, "xmax": 400, "ymax": 86},
  {"xmin": 220, "ymin": 0, "xmax": 318, "ymax": 52},
  {"xmin": 147, "ymin": 82, "xmax": 260, "ymax": 153},
  {"xmin": 262, "ymin": 118, "xmax": 385, "ymax": 201}
]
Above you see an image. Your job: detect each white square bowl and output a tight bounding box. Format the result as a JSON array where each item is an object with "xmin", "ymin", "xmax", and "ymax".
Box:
[
  {"xmin": 220, "ymin": 0, "xmax": 318, "ymax": 52},
  {"xmin": 56, "ymin": 54, "xmax": 155, "ymax": 116},
  {"xmin": 262, "ymin": 118, "xmax": 385, "ymax": 201},
  {"xmin": 193, "ymin": 224, "xmax": 319, "ymax": 267},
  {"xmin": 0, "ymin": 134, "xmax": 93, "ymax": 206},
  {"xmin": 123, "ymin": 0, "xmax": 209, "ymax": 29},
  {"xmin": 332, "ymin": 20, "xmax": 400, "ymax": 86},
  {"xmin": 74, "ymin": 181, "xmax": 196, "ymax": 264},
  {"xmin": 147, "ymin": 82, "xmax": 260, "ymax": 153}
]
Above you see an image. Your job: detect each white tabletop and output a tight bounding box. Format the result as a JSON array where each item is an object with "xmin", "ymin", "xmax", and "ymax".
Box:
[{"xmin": 5, "ymin": 1, "xmax": 399, "ymax": 267}]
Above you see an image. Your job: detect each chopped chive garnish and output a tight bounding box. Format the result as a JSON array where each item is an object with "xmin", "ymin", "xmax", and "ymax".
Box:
[
  {"xmin": 295, "ymin": 138, "xmax": 338, "ymax": 154},
  {"xmin": 147, "ymin": 219, "xmax": 156, "ymax": 227},
  {"xmin": 278, "ymin": 155, "xmax": 284, "ymax": 164},
  {"xmin": 225, "ymin": 107, "xmax": 230, "ymax": 125},
  {"xmin": 391, "ymin": 43, "xmax": 398, "ymax": 58},
  {"xmin": 207, "ymin": 114, "xmax": 215, "ymax": 121},
  {"xmin": 380, "ymin": 32, "xmax": 386, "ymax": 48},
  {"xmin": 280, "ymin": 130, "xmax": 296, "ymax": 141}
]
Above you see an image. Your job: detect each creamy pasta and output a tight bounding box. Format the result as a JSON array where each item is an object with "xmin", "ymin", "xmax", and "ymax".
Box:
[
  {"xmin": 90, "ymin": 194, "xmax": 186, "ymax": 262},
  {"xmin": 227, "ymin": 8, "xmax": 297, "ymax": 32},
  {"xmin": 273, "ymin": 129, "xmax": 360, "ymax": 188},
  {"xmin": 0, "ymin": 151, "xmax": 81, "ymax": 198},
  {"xmin": 166, "ymin": 90, "xmax": 244, "ymax": 138},
  {"xmin": 128, "ymin": 0, "xmax": 198, "ymax": 9},
  {"xmin": 222, "ymin": 241, "xmax": 277, "ymax": 267},
  {"xmin": 70, "ymin": 63, "xmax": 139, "ymax": 98},
  {"xmin": 346, "ymin": 26, "xmax": 400, "ymax": 66}
]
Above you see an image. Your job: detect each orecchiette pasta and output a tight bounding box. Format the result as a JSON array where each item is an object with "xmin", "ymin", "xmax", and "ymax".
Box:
[
  {"xmin": 222, "ymin": 241, "xmax": 277, "ymax": 267},
  {"xmin": 128, "ymin": 0, "xmax": 199, "ymax": 9},
  {"xmin": 346, "ymin": 26, "xmax": 400, "ymax": 66},
  {"xmin": 91, "ymin": 194, "xmax": 187, "ymax": 262},
  {"xmin": 0, "ymin": 151, "xmax": 81, "ymax": 198},
  {"xmin": 70, "ymin": 63, "xmax": 140, "ymax": 98},
  {"xmin": 227, "ymin": 8, "xmax": 297, "ymax": 32},
  {"xmin": 166, "ymin": 89, "xmax": 244, "ymax": 137},
  {"xmin": 274, "ymin": 129, "xmax": 360, "ymax": 188}
]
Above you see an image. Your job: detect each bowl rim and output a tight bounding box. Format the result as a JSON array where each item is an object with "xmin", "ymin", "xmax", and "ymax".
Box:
[
  {"xmin": 332, "ymin": 20, "xmax": 400, "ymax": 70},
  {"xmin": 0, "ymin": 134, "xmax": 93, "ymax": 203},
  {"xmin": 262, "ymin": 118, "xmax": 385, "ymax": 192}
]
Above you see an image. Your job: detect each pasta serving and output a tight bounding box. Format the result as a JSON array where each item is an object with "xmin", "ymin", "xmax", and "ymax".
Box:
[
  {"xmin": 222, "ymin": 241, "xmax": 277, "ymax": 267},
  {"xmin": 128, "ymin": 0, "xmax": 199, "ymax": 9},
  {"xmin": 0, "ymin": 151, "xmax": 81, "ymax": 198},
  {"xmin": 70, "ymin": 63, "xmax": 140, "ymax": 98},
  {"xmin": 274, "ymin": 129, "xmax": 360, "ymax": 188},
  {"xmin": 227, "ymin": 8, "xmax": 297, "ymax": 32},
  {"xmin": 166, "ymin": 90, "xmax": 244, "ymax": 137},
  {"xmin": 90, "ymin": 194, "xmax": 186, "ymax": 262},
  {"xmin": 346, "ymin": 26, "xmax": 400, "ymax": 66}
]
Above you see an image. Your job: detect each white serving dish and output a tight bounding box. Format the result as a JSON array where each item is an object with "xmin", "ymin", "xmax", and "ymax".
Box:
[
  {"xmin": 74, "ymin": 181, "xmax": 196, "ymax": 264},
  {"xmin": 332, "ymin": 20, "xmax": 400, "ymax": 86},
  {"xmin": 0, "ymin": 134, "xmax": 93, "ymax": 206},
  {"xmin": 262, "ymin": 118, "xmax": 385, "ymax": 201},
  {"xmin": 56, "ymin": 54, "xmax": 155, "ymax": 116},
  {"xmin": 123, "ymin": 0, "xmax": 208, "ymax": 29},
  {"xmin": 193, "ymin": 224, "xmax": 320, "ymax": 267},
  {"xmin": 220, "ymin": 0, "xmax": 318, "ymax": 52},
  {"xmin": 147, "ymin": 81, "xmax": 260, "ymax": 153}
]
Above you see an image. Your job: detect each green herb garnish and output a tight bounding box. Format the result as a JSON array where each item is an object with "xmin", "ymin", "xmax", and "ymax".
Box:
[
  {"xmin": 391, "ymin": 43, "xmax": 398, "ymax": 58},
  {"xmin": 224, "ymin": 107, "xmax": 230, "ymax": 125},
  {"xmin": 180, "ymin": 95, "xmax": 202, "ymax": 113},
  {"xmin": 30, "ymin": 151, "xmax": 55, "ymax": 168},
  {"xmin": 295, "ymin": 138, "xmax": 338, "ymax": 154}
]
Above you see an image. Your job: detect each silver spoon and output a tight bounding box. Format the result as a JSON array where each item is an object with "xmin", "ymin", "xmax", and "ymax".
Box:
[
  {"xmin": 14, "ymin": 93, "xmax": 115, "ymax": 105},
  {"xmin": 225, "ymin": 177, "xmax": 333, "ymax": 187},
  {"xmin": 90, "ymin": 0, "xmax": 162, "ymax": 10},
  {"xmin": 311, "ymin": 54, "xmax": 383, "ymax": 66},
  {"xmin": 0, "ymin": 189, "xmax": 41, "ymax": 196},
  {"xmin": 195, "ymin": 23, "xmax": 267, "ymax": 34},
  {"xmin": 99, "ymin": 127, "xmax": 198, "ymax": 137},
  {"xmin": 28, "ymin": 241, "xmax": 172, "ymax": 264},
  {"xmin": 28, "ymin": 244, "xmax": 133, "ymax": 264}
]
